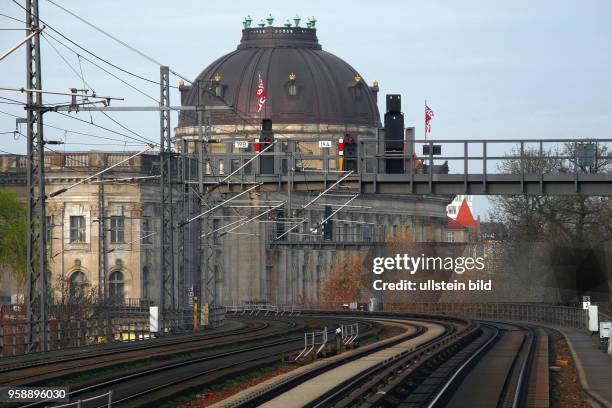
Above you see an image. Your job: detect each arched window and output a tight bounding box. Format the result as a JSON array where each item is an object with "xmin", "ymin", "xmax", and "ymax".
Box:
[
  {"xmin": 69, "ymin": 271, "xmax": 87, "ymax": 300},
  {"xmin": 109, "ymin": 270, "xmax": 125, "ymax": 305},
  {"xmin": 288, "ymin": 83, "xmax": 297, "ymax": 96},
  {"xmin": 142, "ymin": 266, "xmax": 150, "ymax": 300}
]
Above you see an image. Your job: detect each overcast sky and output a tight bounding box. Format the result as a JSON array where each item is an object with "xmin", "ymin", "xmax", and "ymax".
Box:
[{"xmin": 1, "ymin": 0, "xmax": 611, "ymax": 217}]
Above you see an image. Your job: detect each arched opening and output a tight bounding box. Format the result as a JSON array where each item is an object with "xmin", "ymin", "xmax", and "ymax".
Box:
[
  {"xmin": 142, "ymin": 266, "xmax": 150, "ymax": 300},
  {"xmin": 69, "ymin": 271, "xmax": 87, "ymax": 300},
  {"xmin": 109, "ymin": 270, "xmax": 125, "ymax": 305}
]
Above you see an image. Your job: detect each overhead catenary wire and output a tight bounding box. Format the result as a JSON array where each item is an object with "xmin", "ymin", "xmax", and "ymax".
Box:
[
  {"xmin": 8, "ymin": 3, "xmax": 166, "ymax": 87},
  {"xmin": 41, "ymin": 32, "xmax": 159, "ymax": 103},
  {"xmin": 47, "ymin": 145, "xmax": 155, "ymax": 198},
  {"xmin": 0, "ymin": 109, "xmax": 150, "ymax": 146},
  {"xmin": 217, "ymin": 202, "xmax": 285, "ymax": 238},
  {"xmin": 43, "ymin": 0, "xmax": 193, "ymax": 84},
  {"xmin": 32, "ymin": 33, "xmax": 160, "ymax": 147}
]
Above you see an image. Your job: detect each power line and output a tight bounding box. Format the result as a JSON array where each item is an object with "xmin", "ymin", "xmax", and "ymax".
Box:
[
  {"xmin": 9, "ymin": 1, "xmax": 165, "ymax": 87},
  {"xmin": 37, "ymin": 32, "xmax": 159, "ymax": 147},
  {"xmin": 44, "ymin": 0, "xmax": 193, "ymax": 84},
  {"xmin": 0, "ymin": 13, "xmax": 23, "ymax": 24},
  {"xmin": 0, "ymin": 109, "xmax": 150, "ymax": 146},
  {"xmin": 54, "ymin": 111, "xmax": 157, "ymax": 146},
  {"xmin": 41, "ymin": 32, "xmax": 159, "ymax": 103}
]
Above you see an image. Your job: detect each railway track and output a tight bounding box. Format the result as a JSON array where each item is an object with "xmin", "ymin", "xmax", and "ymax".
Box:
[
  {"xmin": 235, "ymin": 314, "xmax": 469, "ymax": 408},
  {"xmin": 0, "ymin": 318, "xmax": 299, "ymax": 386},
  {"xmin": 436, "ymin": 322, "xmax": 538, "ymax": 408},
  {"xmin": 253, "ymin": 316, "xmax": 544, "ymax": 408},
  {"xmin": 14, "ymin": 315, "xmax": 377, "ymax": 408},
  {"xmin": 6, "ymin": 313, "xmax": 549, "ymax": 408}
]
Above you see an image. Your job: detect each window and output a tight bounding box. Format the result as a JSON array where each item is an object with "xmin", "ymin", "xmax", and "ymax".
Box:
[
  {"xmin": 69, "ymin": 216, "xmax": 86, "ymax": 243},
  {"xmin": 142, "ymin": 266, "xmax": 150, "ymax": 299},
  {"xmin": 215, "ymin": 85, "xmax": 224, "ymax": 97},
  {"xmin": 46, "ymin": 215, "xmax": 53, "ymax": 246},
  {"xmin": 142, "ymin": 218, "xmax": 153, "ymax": 244},
  {"xmin": 447, "ymin": 231, "xmax": 455, "ymax": 242},
  {"xmin": 110, "ymin": 216, "xmax": 125, "ymax": 244},
  {"xmin": 205, "ymin": 160, "xmax": 212, "ymax": 175},
  {"xmin": 363, "ymin": 225, "xmax": 372, "ymax": 242},
  {"xmin": 448, "ymin": 206, "xmax": 457, "ymax": 215},
  {"xmin": 288, "ymin": 83, "xmax": 297, "ymax": 96},
  {"xmin": 109, "ymin": 270, "xmax": 125, "ymax": 304},
  {"xmin": 69, "ymin": 271, "xmax": 87, "ymax": 299}
]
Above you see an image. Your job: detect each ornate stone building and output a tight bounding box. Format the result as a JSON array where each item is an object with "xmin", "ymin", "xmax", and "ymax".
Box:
[
  {"xmin": 0, "ymin": 152, "xmax": 163, "ymax": 304},
  {"xmin": 173, "ymin": 23, "xmax": 452, "ymax": 306},
  {"xmin": 0, "ymin": 22, "xmax": 453, "ymax": 307}
]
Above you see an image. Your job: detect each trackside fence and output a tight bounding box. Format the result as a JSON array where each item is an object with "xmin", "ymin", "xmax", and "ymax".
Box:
[{"xmin": 383, "ymin": 302, "xmax": 588, "ymax": 329}]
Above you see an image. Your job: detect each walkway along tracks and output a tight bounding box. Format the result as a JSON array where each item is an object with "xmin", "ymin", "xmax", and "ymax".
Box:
[
  {"xmin": 225, "ymin": 312, "xmax": 472, "ymax": 408},
  {"xmin": 225, "ymin": 314, "xmax": 547, "ymax": 408}
]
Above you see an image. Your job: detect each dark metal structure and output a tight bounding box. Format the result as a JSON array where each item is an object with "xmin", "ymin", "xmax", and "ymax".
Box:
[
  {"xmin": 25, "ymin": 0, "xmax": 48, "ymax": 353},
  {"xmin": 195, "ymin": 137, "xmax": 612, "ymax": 196},
  {"xmin": 159, "ymin": 66, "xmax": 175, "ymax": 326}
]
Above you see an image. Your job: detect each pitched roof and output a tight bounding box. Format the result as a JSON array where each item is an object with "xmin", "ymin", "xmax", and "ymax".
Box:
[
  {"xmin": 455, "ymin": 198, "xmax": 477, "ymax": 228},
  {"xmin": 446, "ymin": 217, "xmax": 465, "ymax": 229}
]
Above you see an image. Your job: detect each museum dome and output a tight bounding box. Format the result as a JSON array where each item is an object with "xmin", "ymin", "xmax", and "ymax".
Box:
[{"xmin": 178, "ymin": 23, "xmax": 381, "ymax": 130}]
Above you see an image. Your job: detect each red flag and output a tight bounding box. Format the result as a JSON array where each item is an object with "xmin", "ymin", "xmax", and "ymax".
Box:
[
  {"xmin": 256, "ymin": 73, "xmax": 266, "ymax": 112},
  {"xmin": 425, "ymin": 104, "xmax": 434, "ymax": 133}
]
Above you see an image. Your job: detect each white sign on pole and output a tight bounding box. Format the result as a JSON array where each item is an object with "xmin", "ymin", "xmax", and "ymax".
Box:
[
  {"xmin": 149, "ymin": 306, "xmax": 159, "ymax": 333},
  {"xmin": 588, "ymin": 305, "xmax": 599, "ymax": 332},
  {"xmin": 234, "ymin": 141, "xmax": 249, "ymax": 149},
  {"xmin": 583, "ymin": 295, "xmax": 591, "ymax": 310},
  {"xmin": 599, "ymin": 322, "xmax": 611, "ymax": 339},
  {"xmin": 318, "ymin": 140, "xmax": 332, "ymax": 148}
]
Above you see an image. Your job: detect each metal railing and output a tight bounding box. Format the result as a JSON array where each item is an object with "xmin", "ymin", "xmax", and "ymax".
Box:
[
  {"xmin": 340, "ymin": 323, "xmax": 359, "ymax": 345},
  {"xmin": 383, "ymin": 302, "xmax": 589, "ymax": 329},
  {"xmin": 226, "ymin": 303, "xmax": 301, "ymax": 316},
  {"xmin": 193, "ymin": 137, "xmax": 612, "ymax": 195},
  {"xmin": 49, "ymin": 391, "xmax": 112, "ymax": 408},
  {"xmin": 295, "ymin": 327, "xmax": 328, "ymax": 362},
  {"xmin": 0, "ymin": 306, "xmax": 226, "ymax": 356}
]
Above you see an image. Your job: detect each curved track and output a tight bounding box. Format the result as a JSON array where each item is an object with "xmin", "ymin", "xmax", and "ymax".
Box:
[
  {"xmin": 241, "ymin": 316, "xmax": 544, "ymax": 408},
  {"xmin": 226, "ymin": 312, "xmax": 470, "ymax": 408},
  {"xmin": 0, "ymin": 318, "xmax": 295, "ymax": 386},
  {"xmin": 15, "ymin": 315, "xmax": 377, "ymax": 408},
  {"xmin": 434, "ymin": 322, "xmax": 537, "ymax": 408}
]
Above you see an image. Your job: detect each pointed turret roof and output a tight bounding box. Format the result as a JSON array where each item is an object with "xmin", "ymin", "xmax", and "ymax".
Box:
[{"xmin": 455, "ymin": 199, "xmax": 477, "ymax": 228}]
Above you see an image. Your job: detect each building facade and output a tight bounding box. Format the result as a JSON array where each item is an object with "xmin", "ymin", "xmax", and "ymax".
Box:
[{"xmin": 0, "ymin": 21, "xmax": 455, "ymax": 308}]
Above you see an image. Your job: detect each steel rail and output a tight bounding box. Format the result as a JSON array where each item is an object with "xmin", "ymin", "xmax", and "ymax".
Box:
[
  {"xmin": 0, "ymin": 319, "xmax": 272, "ymax": 382},
  {"xmin": 20, "ymin": 316, "xmax": 373, "ymax": 408}
]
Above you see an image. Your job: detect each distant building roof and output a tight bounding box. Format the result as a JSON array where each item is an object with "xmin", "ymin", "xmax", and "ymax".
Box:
[
  {"xmin": 455, "ymin": 198, "xmax": 477, "ymax": 228},
  {"xmin": 446, "ymin": 217, "xmax": 466, "ymax": 229},
  {"xmin": 177, "ymin": 25, "xmax": 381, "ymax": 129}
]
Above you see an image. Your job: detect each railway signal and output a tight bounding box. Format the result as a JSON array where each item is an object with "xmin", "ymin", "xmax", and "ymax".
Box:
[
  {"xmin": 259, "ymin": 118, "xmax": 275, "ymax": 174},
  {"xmin": 342, "ymin": 134, "xmax": 357, "ymax": 172}
]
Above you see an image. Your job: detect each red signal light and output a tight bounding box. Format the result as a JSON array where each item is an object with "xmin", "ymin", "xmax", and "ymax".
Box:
[
  {"xmin": 346, "ymin": 136, "xmax": 354, "ymax": 143},
  {"xmin": 263, "ymin": 136, "xmax": 272, "ymax": 143}
]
